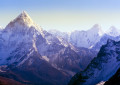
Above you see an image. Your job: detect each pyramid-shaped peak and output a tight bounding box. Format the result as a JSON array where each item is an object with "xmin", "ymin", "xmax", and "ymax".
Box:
[
  {"xmin": 4, "ymin": 11, "xmax": 44, "ymax": 37},
  {"xmin": 17, "ymin": 11, "xmax": 33, "ymax": 23},
  {"xmin": 19, "ymin": 11, "xmax": 30, "ymax": 18},
  {"xmin": 5, "ymin": 11, "xmax": 35, "ymax": 29}
]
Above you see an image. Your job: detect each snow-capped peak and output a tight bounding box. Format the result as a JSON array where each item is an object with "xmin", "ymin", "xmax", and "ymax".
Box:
[
  {"xmin": 7, "ymin": 11, "xmax": 34, "ymax": 28},
  {"xmin": 88, "ymin": 24, "xmax": 104, "ymax": 36},
  {"xmin": 89, "ymin": 24, "xmax": 101, "ymax": 31},
  {"xmin": 4, "ymin": 11, "xmax": 43, "ymax": 35},
  {"xmin": 92, "ymin": 24, "xmax": 101, "ymax": 29},
  {"xmin": 106, "ymin": 26, "xmax": 120, "ymax": 37},
  {"xmin": 108, "ymin": 26, "xmax": 117, "ymax": 31},
  {"xmin": 17, "ymin": 11, "xmax": 34, "ymax": 25}
]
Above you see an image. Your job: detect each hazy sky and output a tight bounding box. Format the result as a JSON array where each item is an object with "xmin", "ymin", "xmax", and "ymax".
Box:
[{"xmin": 1, "ymin": 0, "xmax": 120, "ymax": 32}]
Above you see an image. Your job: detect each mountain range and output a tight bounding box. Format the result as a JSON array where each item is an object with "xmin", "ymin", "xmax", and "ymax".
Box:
[
  {"xmin": 0, "ymin": 11, "xmax": 120, "ymax": 85},
  {"xmin": 50, "ymin": 25, "xmax": 120, "ymax": 50},
  {"xmin": 0, "ymin": 11, "xmax": 97, "ymax": 85}
]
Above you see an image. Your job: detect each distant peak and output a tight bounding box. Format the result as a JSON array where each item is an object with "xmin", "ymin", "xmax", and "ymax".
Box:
[
  {"xmin": 93, "ymin": 24, "xmax": 100, "ymax": 28},
  {"xmin": 89, "ymin": 24, "xmax": 102, "ymax": 31},
  {"xmin": 88, "ymin": 24, "xmax": 104, "ymax": 36},
  {"xmin": 88, "ymin": 24, "xmax": 102, "ymax": 32},
  {"xmin": 108, "ymin": 26, "xmax": 118, "ymax": 31},
  {"xmin": 106, "ymin": 26, "xmax": 120, "ymax": 37},
  {"xmin": 91, "ymin": 24, "xmax": 101, "ymax": 30},
  {"xmin": 107, "ymin": 26, "xmax": 120, "ymax": 33}
]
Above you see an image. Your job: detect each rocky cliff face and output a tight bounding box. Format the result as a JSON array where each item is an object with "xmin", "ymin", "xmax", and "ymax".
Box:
[{"xmin": 69, "ymin": 39, "xmax": 120, "ymax": 85}]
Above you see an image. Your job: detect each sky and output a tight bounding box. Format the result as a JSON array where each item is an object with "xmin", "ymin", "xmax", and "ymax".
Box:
[{"xmin": 1, "ymin": 0, "xmax": 120, "ymax": 32}]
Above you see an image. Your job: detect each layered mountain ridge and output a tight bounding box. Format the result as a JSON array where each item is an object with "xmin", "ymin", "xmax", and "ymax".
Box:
[
  {"xmin": 1, "ymin": 11, "xmax": 120, "ymax": 85},
  {"xmin": 50, "ymin": 24, "xmax": 120, "ymax": 50},
  {"xmin": 0, "ymin": 11, "xmax": 97, "ymax": 85}
]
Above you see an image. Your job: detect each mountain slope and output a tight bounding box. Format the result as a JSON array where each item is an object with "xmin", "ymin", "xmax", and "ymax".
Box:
[
  {"xmin": 69, "ymin": 39, "xmax": 120, "ymax": 85},
  {"xmin": 0, "ymin": 51, "xmax": 69, "ymax": 85}
]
